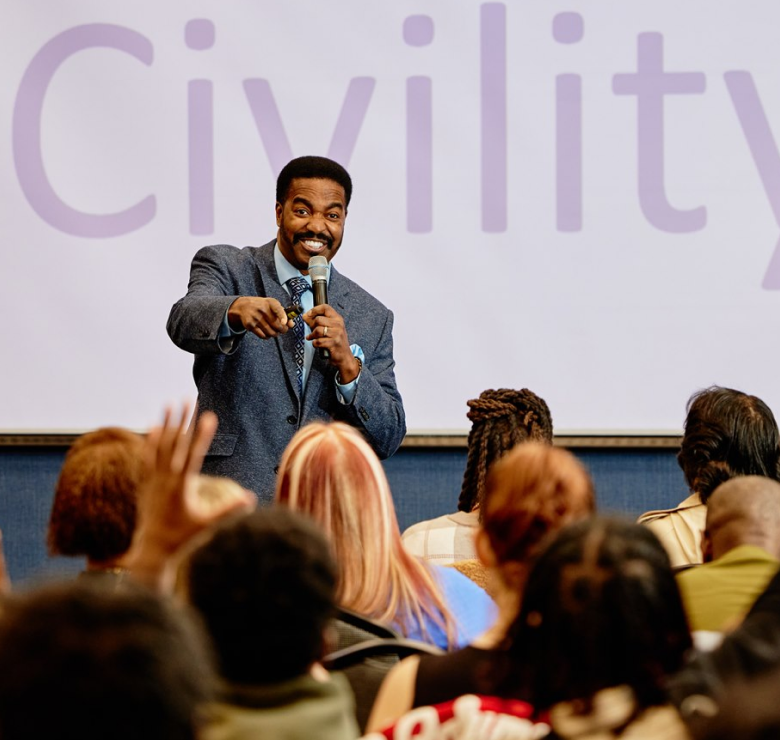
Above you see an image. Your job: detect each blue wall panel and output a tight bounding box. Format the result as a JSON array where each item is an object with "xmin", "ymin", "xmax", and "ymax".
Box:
[{"xmin": 0, "ymin": 446, "xmax": 689, "ymax": 585}]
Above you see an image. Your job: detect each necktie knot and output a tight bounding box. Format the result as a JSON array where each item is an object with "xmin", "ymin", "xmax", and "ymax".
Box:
[{"xmin": 287, "ymin": 276, "xmax": 310, "ymax": 304}]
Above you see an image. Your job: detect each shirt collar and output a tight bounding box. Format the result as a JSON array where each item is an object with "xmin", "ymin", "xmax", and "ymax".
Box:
[{"xmin": 274, "ymin": 242, "xmax": 331, "ymax": 287}]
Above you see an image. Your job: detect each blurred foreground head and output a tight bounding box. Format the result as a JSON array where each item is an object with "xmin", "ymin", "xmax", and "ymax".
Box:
[
  {"xmin": 185, "ymin": 507, "xmax": 338, "ymax": 684},
  {"xmin": 0, "ymin": 581, "xmax": 214, "ymax": 740},
  {"xmin": 506, "ymin": 517, "xmax": 691, "ymax": 711}
]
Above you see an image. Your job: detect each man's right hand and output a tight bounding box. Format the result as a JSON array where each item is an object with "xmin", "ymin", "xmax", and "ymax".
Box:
[{"xmin": 227, "ymin": 296, "xmax": 294, "ymax": 338}]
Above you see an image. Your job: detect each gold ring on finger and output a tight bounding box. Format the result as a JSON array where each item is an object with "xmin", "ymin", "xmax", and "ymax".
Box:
[{"xmin": 323, "ymin": 326, "xmax": 329, "ymax": 337}]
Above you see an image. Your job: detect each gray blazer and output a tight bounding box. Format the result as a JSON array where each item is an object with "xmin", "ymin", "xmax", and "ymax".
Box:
[{"xmin": 167, "ymin": 241, "xmax": 406, "ymax": 501}]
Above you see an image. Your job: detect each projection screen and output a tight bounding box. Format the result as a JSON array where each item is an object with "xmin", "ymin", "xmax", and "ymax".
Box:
[{"xmin": 2, "ymin": 1, "xmax": 780, "ymax": 435}]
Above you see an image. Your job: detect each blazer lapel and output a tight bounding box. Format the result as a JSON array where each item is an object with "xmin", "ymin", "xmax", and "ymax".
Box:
[{"xmin": 325, "ymin": 264, "xmax": 350, "ymax": 319}]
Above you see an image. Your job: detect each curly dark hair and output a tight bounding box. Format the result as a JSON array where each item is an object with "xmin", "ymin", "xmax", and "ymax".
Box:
[
  {"xmin": 678, "ymin": 386, "xmax": 780, "ymax": 504},
  {"xmin": 185, "ymin": 507, "xmax": 338, "ymax": 685},
  {"xmin": 48, "ymin": 428, "xmax": 144, "ymax": 562},
  {"xmin": 276, "ymin": 155, "xmax": 353, "ymax": 206},
  {"xmin": 0, "ymin": 581, "xmax": 214, "ymax": 740},
  {"xmin": 501, "ymin": 517, "xmax": 692, "ymax": 713},
  {"xmin": 457, "ymin": 388, "xmax": 553, "ymax": 515}
]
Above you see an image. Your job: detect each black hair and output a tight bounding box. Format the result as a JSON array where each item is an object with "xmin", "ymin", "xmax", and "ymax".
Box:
[
  {"xmin": 458, "ymin": 388, "xmax": 553, "ymax": 515},
  {"xmin": 276, "ymin": 156, "xmax": 352, "ymax": 206},
  {"xmin": 0, "ymin": 581, "xmax": 214, "ymax": 740},
  {"xmin": 678, "ymin": 386, "xmax": 780, "ymax": 504},
  {"xmin": 500, "ymin": 517, "xmax": 692, "ymax": 713},
  {"xmin": 186, "ymin": 507, "xmax": 338, "ymax": 684}
]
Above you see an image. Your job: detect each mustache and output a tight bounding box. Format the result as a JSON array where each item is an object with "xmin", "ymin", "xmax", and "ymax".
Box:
[{"xmin": 293, "ymin": 231, "xmax": 332, "ymax": 247}]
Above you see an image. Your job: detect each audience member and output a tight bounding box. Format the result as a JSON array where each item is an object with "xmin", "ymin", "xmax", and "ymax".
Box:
[
  {"xmin": 670, "ymin": 563, "xmax": 780, "ymax": 736},
  {"xmin": 366, "ymin": 443, "xmax": 595, "ymax": 732},
  {"xmin": 369, "ymin": 518, "xmax": 693, "ymax": 739},
  {"xmin": 0, "ymin": 406, "xmax": 257, "ymax": 740},
  {"xmin": 677, "ymin": 476, "xmax": 780, "ymax": 632},
  {"xmin": 185, "ymin": 507, "xmax": 359, "ymax": 740},
  {"xmin": 275, "ymin": 421, "xmax": 495, "ymax": 650},
  {"xmin": 192, "ymin": 474, "xmax": 255, "ymax": 518},
  {"xmin": 686, "ymin": 665, "xmax": 780, "ymax": 740},
  {"xmin": 638, "ymin": 386, "xmax": 780, "ymax": 567},
  {"xmin": 48, "ymin": 427, "xmax": 144, "ymax": 579},
  {"xmin": 500, "ymin": 517, "xmax": 692, "ymax": 739},
  {"xmin": 123, "ymin": 404, "xmax": 256, "ymax": 593},
  {"xmin": 402, "ymin": 388, "xmax": 552, "ymax": 565},
  {"xmin": 0, "ymin": 580, "xmax": 215, "ymax": 740}
]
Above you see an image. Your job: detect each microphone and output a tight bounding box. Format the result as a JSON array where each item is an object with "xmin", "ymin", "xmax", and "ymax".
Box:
[
  {"xmin": 308, "ymin": 255, "xmax": 329, "ymax": 307},
  {"xmin": 308, "ymin": 255, "xmax": 330, "ymax": 359}
]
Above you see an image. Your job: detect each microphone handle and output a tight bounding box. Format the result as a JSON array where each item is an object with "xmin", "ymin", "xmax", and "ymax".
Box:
[
  {"xmin": 313, "ymin": 280, "xmax": 328, "ymax": 307},
  {"xmin": 312, "ymin": 279, "xmax": 330, "ymax": 359}
]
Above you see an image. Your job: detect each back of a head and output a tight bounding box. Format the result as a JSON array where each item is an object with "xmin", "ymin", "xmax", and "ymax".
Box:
[
  {"xmin": 678, "ymin": 386, "xmax": 780, "ymax": 504},
  {"xmin": 274, "ymin": 421, "xmax": 454, "ymax": 642},
  {"xmin": 48, "ymin": 427, "xmax": 144, "ymax": 562},
  {"xmin": 275, "ymin": 155, "xmax": 353, "ymax": 205},
  {"xmin": 506, "ymin": 517, "xmax": 691, "ymax": 712},
  {"xmin": 186, "ymin": 507, "xmax": 337, "ymax": 685},
  {"xmin": 705, "ymin": 476, "xmax": 780, "ymax": 559},
  {"xmin": 274, "ymin": 422, "xmax": 400, "ymax": 602},
  {"xmin": 481, "ymin": 442, "xmax": 595, "ymax": 566},
  {"xmin": 458, "ymin": 388, "xmax": 554, "ymax": 514},
  {"xmin": 0, "ymin": 581, "xmax": 213, "ymax": 740}
]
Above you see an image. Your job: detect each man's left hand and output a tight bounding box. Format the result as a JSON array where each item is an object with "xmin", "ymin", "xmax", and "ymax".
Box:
[{"xmin": 304, "ymin": 305, "xmax": 361, "ymax": 383}]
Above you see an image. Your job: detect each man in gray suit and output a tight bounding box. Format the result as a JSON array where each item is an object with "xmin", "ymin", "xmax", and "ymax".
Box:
[{"xmin": 167, "ymin": 156, "xmax": 406, "ymax": 501}]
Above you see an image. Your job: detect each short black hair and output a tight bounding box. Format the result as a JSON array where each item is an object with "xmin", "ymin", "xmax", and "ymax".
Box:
[
  {"xmin": 0, "ymin": 581, "xmax": 215, "ymax": 740},
  {"xmin": 502, "ymin": 517, "xmax": 691, "ymax": 712},
  {"xmin": 185, "ymin": 508, "xmax": 338, "ymax": 684},
  {"xmin": 678, "ymin": 386, "xmax": 780, "ymax": 504},
  {"xmin": 276, "ymin": 156, "xmax": 352, "ymax": 206}
]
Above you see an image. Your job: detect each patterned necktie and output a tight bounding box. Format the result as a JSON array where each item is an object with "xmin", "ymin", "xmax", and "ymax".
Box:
[{"xmin": 286, "ymin": 276, "xmax": 310, "ymax": 392}]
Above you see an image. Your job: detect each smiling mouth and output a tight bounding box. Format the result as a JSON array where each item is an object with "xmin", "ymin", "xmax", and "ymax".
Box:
[{"xmin": 296, "ymin": 235, "xmax": 331, "ymax": 253}]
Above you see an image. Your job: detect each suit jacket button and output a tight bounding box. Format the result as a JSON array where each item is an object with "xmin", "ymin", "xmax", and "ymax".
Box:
[{"xmin": 286, "ymin": 415, "xmax": 297, "ymax": 425}]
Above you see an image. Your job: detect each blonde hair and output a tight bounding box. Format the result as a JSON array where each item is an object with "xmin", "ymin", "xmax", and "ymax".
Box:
[
  {"xmin": 275, "ymin": 422, "xmax": 457, "ymax": 646},
  {"xmin": 192, "ymin": 475, "xmax": 250, "ymax": 516}
]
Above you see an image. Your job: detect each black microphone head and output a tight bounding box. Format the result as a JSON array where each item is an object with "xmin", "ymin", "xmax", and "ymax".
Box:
[{"xmin": 308, "ymin": 255, "xmax": 329, "ymax": 282}]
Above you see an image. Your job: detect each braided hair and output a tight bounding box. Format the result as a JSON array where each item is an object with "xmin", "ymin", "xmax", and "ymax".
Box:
[{"xmin": 457, "ymin": 388, "xmax": 553, "ymax": 515}]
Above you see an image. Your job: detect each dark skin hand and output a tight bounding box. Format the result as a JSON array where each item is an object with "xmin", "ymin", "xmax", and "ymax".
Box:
[
  {"xmin": 227, "ymin": 296, "xmax": 294, "ymax": 338},
  {"xmin": 304, "ymin": 304, "xmax": 361, "ymax": 383},
  {"xmin": 228, "ymin": 297, "xmax": 360, "ymax": 384}
]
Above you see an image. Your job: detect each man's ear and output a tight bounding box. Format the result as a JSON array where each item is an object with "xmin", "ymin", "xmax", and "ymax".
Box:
[
  {"xmin": 275, "ymin": 202, "xmax": 282, "ymax": 226},
  {"xmin": 475, "ymin": 529, "xmax": 497, "ymax": 568}
]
